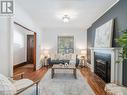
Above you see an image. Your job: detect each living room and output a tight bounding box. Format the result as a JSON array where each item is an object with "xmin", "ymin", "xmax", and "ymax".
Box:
[{"xmin": 0, "ymin": 0, "xmax": 127, "ymax": 95}]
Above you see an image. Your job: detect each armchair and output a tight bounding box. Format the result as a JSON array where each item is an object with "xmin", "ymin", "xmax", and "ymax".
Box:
[
  {"xmin": 105, "ymin": 83, "xmax": 127, "ymax": 95},
  {"xmin": 0, "ymin": 73, "xmax": 40, "ymax": 95}
]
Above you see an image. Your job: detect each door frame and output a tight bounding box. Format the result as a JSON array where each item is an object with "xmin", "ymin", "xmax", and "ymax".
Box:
[
  {"xmin": 14, "ymin": 22, "xmax": 37, "ymax": 70},
  {"xmin": 33, "ymin": 32, "xmax": 36, "ymax": 70}
]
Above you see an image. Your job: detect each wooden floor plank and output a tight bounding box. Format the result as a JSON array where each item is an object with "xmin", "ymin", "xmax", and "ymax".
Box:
[
  {"xmin": 80, "ymin": 67, "xmax": 106, "ymax": 95},
  {"xmin": 14, "ymin": 64, "xmax": 48, "ymax": 81}
]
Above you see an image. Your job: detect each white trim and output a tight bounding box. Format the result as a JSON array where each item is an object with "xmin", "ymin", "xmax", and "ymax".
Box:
[
  {"xmin": 9, "ymin": 16, "xmax": 14, "ymax": 77},
  {"xmin": 94, "ymin": 0, "xmax": 120, "ymax": 23},
  {"xmin": 86, "ymin": 62, "xmax": 92, "ymax": 69},
  {"xmin": 90, "ymin": 47, "xmax": 121, "ymax": 50},
  {"xmin": 103, "ymin": 0, "xmax": 120, "ymax": 16},
  {"xmin": 88, "ymin": 0, "xmax": 120, "ymax": 29}
]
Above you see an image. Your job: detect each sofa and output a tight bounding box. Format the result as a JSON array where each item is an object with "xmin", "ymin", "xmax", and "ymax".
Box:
[{"xmin": 47, "ymin": 53, "xmax": 79, "ymax": 67}]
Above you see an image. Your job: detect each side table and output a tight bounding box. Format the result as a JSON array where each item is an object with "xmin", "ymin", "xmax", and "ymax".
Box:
[
  {"xmin": 79, "ymin": 58, "xmax": 86, "ymax": 67},
  {"xmin": 44, "ymin": 56, "xmax": 49, "ymax": 67}
]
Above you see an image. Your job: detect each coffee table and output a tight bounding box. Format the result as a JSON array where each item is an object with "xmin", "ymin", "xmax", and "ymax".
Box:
[{"xmin": 51, "ymin": 64, "xmax": 77, "ymax": 79}]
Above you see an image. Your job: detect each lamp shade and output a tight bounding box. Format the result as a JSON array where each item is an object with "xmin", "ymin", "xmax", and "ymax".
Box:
[
  {"xmin": 81, "ymin": 49, "xmax": 86, "ymax": 55},
  {"xmin": 80, "ymin": 49, "xmax": 87, "ymax": 59},
  {"xmin": 44, "ymin": 50, "xmax": 49, "ymax": 54},
  {"xmin": 43, "ymin": 49, "xmax": 49, "ymax": 57}
]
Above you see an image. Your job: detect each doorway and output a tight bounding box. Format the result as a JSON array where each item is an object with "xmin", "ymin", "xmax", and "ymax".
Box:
[
  {"xmin": 27, "ymin": 35, "xmax": 34, "ymax": 64},
  {"xmin": 13, "ymin": 22, "xmax": 36, "ymax": 71},
  {"xmin": 27, "ymin": 33, "xmax": 36, "ymax": 70}
]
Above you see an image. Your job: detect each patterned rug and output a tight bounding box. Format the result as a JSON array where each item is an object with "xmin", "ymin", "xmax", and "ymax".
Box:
[{"xmin": 39, "ymin": 69, "xmax": 95, "ymax": 95}]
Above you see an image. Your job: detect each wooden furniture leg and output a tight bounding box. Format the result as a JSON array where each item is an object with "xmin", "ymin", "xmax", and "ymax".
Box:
[
  {"xmin": 51, "ymin": 68, "xmax": 54, "ymax": 79},
  {"xmin": 73, "ymin": 69, "xmax": 77, "ymax": 79}
]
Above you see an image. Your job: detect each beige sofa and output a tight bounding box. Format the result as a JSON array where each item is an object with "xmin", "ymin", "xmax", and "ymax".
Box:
[
  {"xmin": 50, "ymin": 53, "xmax": 76, "ymax": 61},
  {"xmin": 47, "ymin": 53, "xmax": 79, "ymax": 66}
]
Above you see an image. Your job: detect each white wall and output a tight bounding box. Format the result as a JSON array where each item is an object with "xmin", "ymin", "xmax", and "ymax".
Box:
[
  {"xmin": 41, "ymin": 28, "xmax": 87, "ymax": 54},
  {"xmin": 13, "ymin": 24, "xmax": 26, "ymax": 65},
  {"xmin": 13, "ymin": 24, "xmax": 34, "ymax": 65},
  {"xmin": 0, "ymin": 3, "xmax": 42, "ymax": 76},
  {"xmin": 0, "ymin": 16, "xmax": 13, "ymax": 76},
  {"xmin": 14, "ymin": 3, "xmax": 42, "ymax": 70},
  {"xmin": 14, "ymin": 4, "xmax": 38, "ymax": 32}
]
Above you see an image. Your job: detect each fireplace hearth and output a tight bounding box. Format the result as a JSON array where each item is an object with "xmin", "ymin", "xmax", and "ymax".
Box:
[{"xmin": 94, "ymin": 52, "xmax": 111, "ymax": 83}]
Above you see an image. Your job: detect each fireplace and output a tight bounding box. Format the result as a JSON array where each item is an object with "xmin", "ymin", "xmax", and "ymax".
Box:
[
  {"xmin": 123, "ymin": 59, "xmax": 127, "ymax": 86},
  {"xmin": 90, "ymin": 48, "xmax": 123, "ymax": 85},
  {"xmin": 94, "ymin": 52, "xmax": 111, "ymax": 83}
]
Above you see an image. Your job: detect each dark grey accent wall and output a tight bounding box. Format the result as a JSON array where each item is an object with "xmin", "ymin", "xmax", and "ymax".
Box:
[
  {"xmin": 87, "ymin": 27, "xmax": 95, "ymax": 47},
  {"xmin": 87, "ymin": 0, "xmax": 127, "ymax": 47},
  {"xmin": 87, "ymin": 0, "xmax": 127, "ymax": 86},
  {"xmin": 87, "ymin": 27, "xmax": 95, "ymax": 64}
]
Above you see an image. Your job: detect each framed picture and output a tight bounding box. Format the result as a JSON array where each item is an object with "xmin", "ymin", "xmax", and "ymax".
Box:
[
  {"xmin": 57, "ymin": 36, "xmax": 74, "ymax": 54},
  {"xmin": 94, "ymin": 19, "xmax": 114, "ymax": 48}
]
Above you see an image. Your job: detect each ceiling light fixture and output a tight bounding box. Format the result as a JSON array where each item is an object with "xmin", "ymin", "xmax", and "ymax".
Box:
[{"xmin": 62, "ymin": 15, "xmax": 70, "ymax": 23}]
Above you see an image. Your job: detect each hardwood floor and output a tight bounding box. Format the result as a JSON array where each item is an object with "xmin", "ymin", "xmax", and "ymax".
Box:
[
  {"xmin": 80, "ymin": 67, "xmax": 106, "ymax": 95},
  {"xmin": 14, "ymin": 65, "xmax": 106, "ymax": 95},
  {"xmin": 14, "ymin": 64, "xmax": 48, "ymax": 81}
]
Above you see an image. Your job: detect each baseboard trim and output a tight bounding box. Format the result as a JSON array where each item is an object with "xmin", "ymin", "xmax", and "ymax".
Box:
[
  {"xmin": 86, "ymin": 62, "xmax": 91, "ymax": 68},
  {"xmin": 13, "ymin": 62, "xmax": 27, "ymax": 69},
  {"xmin": 87, "ymin": 63, "xmax": 94, "ymax": 72}
]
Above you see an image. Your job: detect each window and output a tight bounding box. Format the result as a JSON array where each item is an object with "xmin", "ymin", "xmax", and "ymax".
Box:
[{"xmin": 57, "ymin": 36, "xmax": 74, "ymax": 54}]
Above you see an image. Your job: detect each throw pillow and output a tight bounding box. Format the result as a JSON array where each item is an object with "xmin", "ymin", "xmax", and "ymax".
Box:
[{"xmin": 0, "ymin": 74, "xmax": 16, "ymax": 95}]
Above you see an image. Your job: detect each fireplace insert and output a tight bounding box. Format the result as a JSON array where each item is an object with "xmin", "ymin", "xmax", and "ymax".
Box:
[{"xmin": 94, "ymin": 52, "xmax": 111, "ymax": 83}]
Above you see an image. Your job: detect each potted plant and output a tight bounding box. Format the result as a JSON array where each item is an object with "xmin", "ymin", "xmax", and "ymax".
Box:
[{"xmin": 116, "ymin": 29, "xmax": 127, "ymax": 63}]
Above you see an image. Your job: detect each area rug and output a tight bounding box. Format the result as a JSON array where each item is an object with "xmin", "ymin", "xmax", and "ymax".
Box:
[{"xmin": 39, "ymin": 69, "xmax": 95, "ymax": 95}]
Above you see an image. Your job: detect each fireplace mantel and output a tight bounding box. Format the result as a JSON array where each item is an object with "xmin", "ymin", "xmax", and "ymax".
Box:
[
  {"xmin": 90, "ymin": 47, "xmax": 123, "ymax": 85},
  {"xmin": 90, "ymin": 47, "xmax": 121, "ymax": 50}
]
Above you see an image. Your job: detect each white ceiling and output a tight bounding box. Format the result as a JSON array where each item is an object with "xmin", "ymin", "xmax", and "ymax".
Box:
[{"xmin": 16, "ymin": 0, "xmax": 119, "ymax": 30}]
